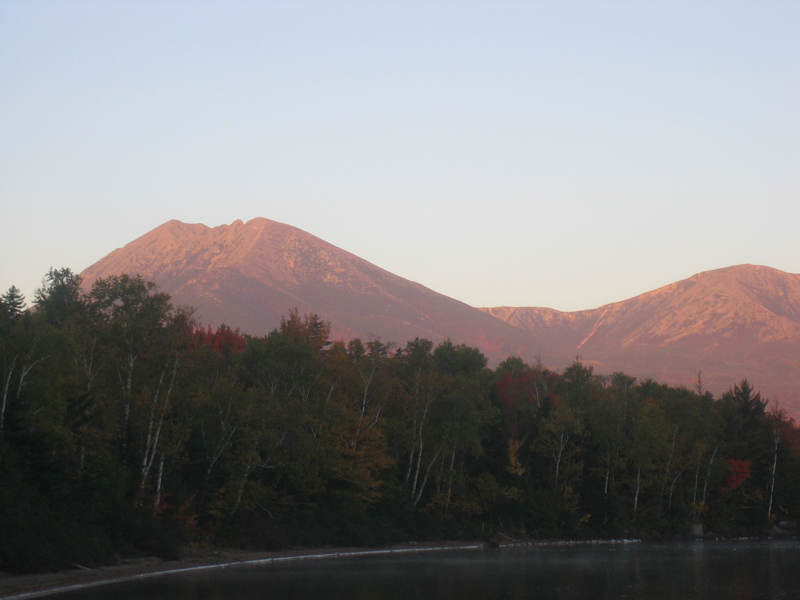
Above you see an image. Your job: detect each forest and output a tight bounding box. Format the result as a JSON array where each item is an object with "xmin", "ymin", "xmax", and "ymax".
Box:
[{"xmin": 2, "ymin": 268, "xmax": 800, "ymax": 573}]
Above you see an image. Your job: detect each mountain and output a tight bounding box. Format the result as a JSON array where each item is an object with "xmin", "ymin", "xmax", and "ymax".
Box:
[
  {"xmin": 482, "ymin": 264, "xmax": 800, "ymax": 411},
  {"xmin": 80, "ymin": 220, "xmax": 800, "ymax": 413},
  {"xmin": 79, "ymin": 218, "xmax": 546, "ymax": 361}
]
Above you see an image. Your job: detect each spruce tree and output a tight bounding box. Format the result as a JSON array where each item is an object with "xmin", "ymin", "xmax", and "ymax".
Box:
[{"xmin": 0, "ymin": 286, "xmax": 26, "ymax": 318}]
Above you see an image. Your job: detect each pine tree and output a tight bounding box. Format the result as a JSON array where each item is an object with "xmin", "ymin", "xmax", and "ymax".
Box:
[{"xmin": 0, "ymin": 286, "xmax": 26, "ymax": 318}]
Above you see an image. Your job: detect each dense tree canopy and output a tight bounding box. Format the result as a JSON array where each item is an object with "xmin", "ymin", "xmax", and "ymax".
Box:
[{"xmin": 2, "ymin": 271, "xmax": 800, "ymax": 573}]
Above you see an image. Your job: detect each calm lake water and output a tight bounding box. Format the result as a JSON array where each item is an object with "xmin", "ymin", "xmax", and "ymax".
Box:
[{"xmin": 48, "ymin": 540, "xmax": 800, "ymax": 600}]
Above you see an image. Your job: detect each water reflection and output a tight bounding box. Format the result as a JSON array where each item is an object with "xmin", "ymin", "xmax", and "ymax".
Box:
[{"xmin": 51, "ymin": 541, "xmax": 800, "ymax": 600}]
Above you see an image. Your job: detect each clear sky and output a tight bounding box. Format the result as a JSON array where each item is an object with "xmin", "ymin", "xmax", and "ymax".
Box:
[{"xmin": 2, "ymin": 1, "xmax": 798, "ymax": 312}]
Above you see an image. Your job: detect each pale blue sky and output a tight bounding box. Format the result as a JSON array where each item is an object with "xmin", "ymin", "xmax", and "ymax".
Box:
[{"xmin": 2, "ymin": 1, "xmax": 798, "ymax": 312}]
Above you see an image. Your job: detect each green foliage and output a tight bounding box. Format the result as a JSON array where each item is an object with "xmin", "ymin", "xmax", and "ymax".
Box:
[
  {"xmin": 34, "ymin": 268, "xmax": 85, "ymax": 327},
  {"xmin": 2, "ymin": 269, "xmax": 800, "ymax": 573}
]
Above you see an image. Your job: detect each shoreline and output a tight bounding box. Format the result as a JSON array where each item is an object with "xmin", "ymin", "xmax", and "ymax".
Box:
[
  {"xmin": 0, "ymin": 538, "xmax": 661, "ymax": 599},
  {"xmin": 0, "ymin": 542, "xmax": 487, "ymax": 599}
]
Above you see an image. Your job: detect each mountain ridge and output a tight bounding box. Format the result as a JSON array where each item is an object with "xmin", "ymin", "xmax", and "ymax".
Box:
[
  {"xmin": 481, "ymin": 264, "xmax": 800, "ymax": 411},
  {"xmin": 81, "ymin": 220, "xmax": 800, "ymax": 414},
  {"xmin": 481, "ymin": 264, "xmax": 800, "ymax": 349},
  {"xmin": 81, "ymin": 218, "xmax": 546, "ymax": 362}
]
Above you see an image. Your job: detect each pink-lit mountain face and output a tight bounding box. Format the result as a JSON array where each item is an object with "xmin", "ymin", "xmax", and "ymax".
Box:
[
  {"xmin": 81, "ymin": 219, "xmax": 800, "ymax": 414},
  {"xmin": 80, "ymin": 218, "xmax": 542, "ymax": 361},
  {"xmin": 482, "ymin": 264, "xmax": 800, "ymax": 412}
]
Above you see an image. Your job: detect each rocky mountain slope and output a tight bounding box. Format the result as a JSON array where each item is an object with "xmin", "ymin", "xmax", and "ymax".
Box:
[
  {"xmin": 482, "ymin": 264, "xmax": 800, "ymax": 410},
  {"xmin": 81, "ymin": 219, "xmax": 800, "ymax": 412},
  {"xmin": 80, "ymin": 218, "xmax": 545, "ymax": 361}
]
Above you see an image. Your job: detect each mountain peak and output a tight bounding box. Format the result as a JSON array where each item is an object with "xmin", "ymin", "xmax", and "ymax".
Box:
[
  {"xmin": 81, "ymin": 220, "xmax": 800, "ymax": 414},
  {"xmin": 81, "ymin": 218, "xmax": 537, "ymax": 361}
]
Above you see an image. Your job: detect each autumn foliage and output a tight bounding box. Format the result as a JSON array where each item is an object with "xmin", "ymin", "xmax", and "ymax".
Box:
[
  {"xmin": 194, "ymin": 324, "xmax": 247, "ymax": 356},
  {"xmin": 2, "ymin": 269, "xmax": 800, "ymax": 574},
  {"xmin": 725, "ymin": 460, "xmax": 752, "ymax": 490}
]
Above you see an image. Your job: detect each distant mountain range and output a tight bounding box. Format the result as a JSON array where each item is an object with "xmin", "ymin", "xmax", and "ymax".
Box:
[
  {"xmin": 482, "ymin": 265, "xmax": 800, "ymax": 412},
  {"xmin": 81, "ymin": 219, "xmax": 800, "ymax": 414}
]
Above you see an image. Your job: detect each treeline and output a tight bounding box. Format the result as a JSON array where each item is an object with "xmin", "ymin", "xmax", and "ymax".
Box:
[{"xmin": 2, "ymin": 269, "xmax": 800, "ymax": 573}]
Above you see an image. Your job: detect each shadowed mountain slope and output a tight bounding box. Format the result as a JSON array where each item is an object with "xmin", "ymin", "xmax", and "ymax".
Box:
[
  {"xmin": 80, "ymin": 218, "xmax": 548, "ymax": 362},
  {"xmin": 482, "ymin": 265, "xmax": 800, "ymax": 411}
]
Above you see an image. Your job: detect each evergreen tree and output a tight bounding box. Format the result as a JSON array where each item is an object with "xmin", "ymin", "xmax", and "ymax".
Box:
[{"xmin": 0, "ymin": 286, "xmax": 26, "ymax": 318}]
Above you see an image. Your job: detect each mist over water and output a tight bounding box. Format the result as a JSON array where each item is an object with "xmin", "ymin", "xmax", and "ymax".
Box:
[{"xmin": 50, "ymin": 541, "xmax": 800, "ymax": 600}]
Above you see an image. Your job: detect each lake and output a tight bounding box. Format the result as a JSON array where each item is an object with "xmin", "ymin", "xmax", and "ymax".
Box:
[{"xmin": 45, "ymin": 540, "xmax": 800, "ymax": 600}]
